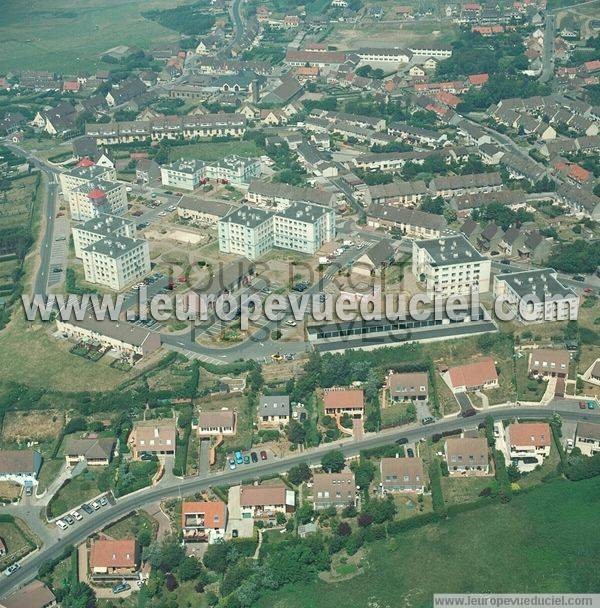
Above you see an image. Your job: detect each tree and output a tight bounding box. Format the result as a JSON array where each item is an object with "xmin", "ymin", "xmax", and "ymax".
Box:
[
  {"xmin": 203, "ymin": 541, "xmax": 229, "ymax": 573},
  {"xmin": 357, "ymin": 512, "xmax": 373, "ymax": 527},
  {"xmin": 351, "ymin": 459, "xmax": 375, "ymax": 490},
  {"xmin": 296, "ymin": 503, "xmax": 315, "ymax": 525},
  {"xmin": 178, "ymin": 555, "xmax": 203, "ymax": 581},
  {"xmin": 321, "ymin": 450, "xmax": 345, "ymax": 473},
  {"xmin": 145, "ymin": 535, "xmax": 185, "ymax": 572},
  {"xmin": 288, "ymin": 462, "xmax": 311, "ymax": 485},
  {"xmin": 286, "ymin": 419, "xmax": 307, "ymax": 445},
  {"xmin": 338, "ymin": 521, "xmax": 352, "ymax": 536}
]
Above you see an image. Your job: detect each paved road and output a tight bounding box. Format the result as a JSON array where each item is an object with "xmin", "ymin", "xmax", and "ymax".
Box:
[
  {"xmin": 1, "ymin": 400, "xmax": 597, "ymax": 598},
  {"xmin": 540, "ymin": 14, "xmax": 556, "ymax": 84}
]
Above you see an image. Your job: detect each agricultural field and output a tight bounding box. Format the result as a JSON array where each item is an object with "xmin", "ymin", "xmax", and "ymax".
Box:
[
  {"xmin": 256, "ymin": 477, "xmax": 600, "ymax": 608},
  {"xmin": 0, "ymin": 0, "xmax": 192, "ymax": 73}
]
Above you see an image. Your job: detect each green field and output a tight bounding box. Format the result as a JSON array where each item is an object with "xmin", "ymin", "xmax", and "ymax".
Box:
[
  {"xmin": 257, "ymin": 477, "xmax": 600, "ymax": 608},
  {"xmin": 0, "ymin": 0, "xmax": 191, "ymax": 73},
  {"xmin": 168, "ymin": 140, "xmax": 264, "ymax": 162}
]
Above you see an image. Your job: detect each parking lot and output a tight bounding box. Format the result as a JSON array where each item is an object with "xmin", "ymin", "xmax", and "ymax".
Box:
[
  {"xmin": 47, "ymin": 216, "xmax": 69, "ymax": 288},
  {"xmin": 54, "ymin": 493, "xmax": 114, "ymax": 531}
]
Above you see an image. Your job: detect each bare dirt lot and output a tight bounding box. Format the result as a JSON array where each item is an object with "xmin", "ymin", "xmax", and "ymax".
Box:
[{"xmin": 1, "ymin": 410, "xmax": 64, "ymax": 443}]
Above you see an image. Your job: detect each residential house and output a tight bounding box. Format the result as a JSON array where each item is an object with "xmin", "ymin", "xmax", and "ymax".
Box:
[
  {"xmin": 323, "ymin": 388, "xmax": 365, "ymax": 419},
  {"xmin": 177, "ymin": 197, "xmax": 234, "ymax": 225},
  {"xmin": 429, "ymin": 172, "xmax": 503, "ymax": 199},
  {"xmin": 574, "ymin": 422, "xmax": 600, "ymax": 456},
  {"xmin": 0, "ymin": 450, "xmax": 42, "ymax": 484},
  {"xmin": 196, "ymin": 410, "xmax": 236, "ymax": 436},
  {"xmin": 89, "ymin": 539, "xmax": 138, "ymax": 579},
  {"xmin": 63, "ymin": 437, "xmax": 115, "ymax": 467},
  {"xmin": 380, "ymin": 456, "xmax": 426, "ymax": 493},
  {"xmin": 312, "ymin": 470, "xmax": 356, "ymax": 509},
  {"xmin": 364, "ymin": 181, "xmax": 428, "ymax": 207},
  {"xmin": 447, "ymin": 358, "xmax": 498, "ymax": 392},
  {"xmin": 239, "ymin": 484, "xmax": 295, "ymax": 519},
  {"xmin": 528, "ymin": 349, "xmax": 570, "ymax": 378},
  {"xmin": 128, "ymin": 420, "xmax": 177, "ymax": 458},
  {"xmin": 181, "ymin": 500, "xmax": 227, "ymax": 543},
  {"xmin": 258, "ymin": 395, "xmax": 291, "ymax": 427},
  {"xmin": 353, "ymin": 240, "xmax": 397, "ymax": 276},
  {"xmin": 367, "ymin": 205, "xmax": 447, "ymax": 239},
  {"xmin": 444, "ymin": 437, "xmax": 490, "ymax": 475},
  {"xmin": 387, "ymin": 372, "xmax": 428, "ymax": 404},
  {"xmin": 506, "ymin": 422, "xmax": 551, "ymax": 468},
  {"xmin": 0, "ymin": 580, "xmax": 57, "ymax": 608}
]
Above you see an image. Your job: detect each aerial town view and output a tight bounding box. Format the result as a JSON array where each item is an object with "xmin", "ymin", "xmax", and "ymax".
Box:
[{"xmin": 0, "ymin": 0, "xmax": 599, "ymax": 606}]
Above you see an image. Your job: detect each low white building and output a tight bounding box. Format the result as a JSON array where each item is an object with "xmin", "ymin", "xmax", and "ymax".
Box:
[
  {"xmin": 240, "ymin": 485, "xmax": 295, "ymax": 520},
  {"xmin": 505, "ymin": 422, "xmax": 551, "ymax": 471},
  {"xmin": 72, "ymin": 213, "xmax": 135, "ymax": 258},
  {"xmin": 412, "ymin": 235, "xmax": 491, "ymax": 297},
  {"xmin": 196, "ymin": 410, "xmax": 236, "ymax": 436},
  {"xmin": 160, "ymin": 159, "xmax": 205, "ymax": 191},
  {"xmin": 493, "ymin": 268, "xmax": 579, "ymax": 324},
  {"xmin": 81, "ymin": 235, "xmax": 150, "ymax": 290},
  {"xmin": 0, "ymin": 450, "xmax": 42, "ymax": 485}
]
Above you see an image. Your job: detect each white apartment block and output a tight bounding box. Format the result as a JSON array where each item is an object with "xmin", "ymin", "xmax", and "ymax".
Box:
[
  {"xmin": 73, "ymin": 213, "xmax": 136, "ymax": 258},
  {"xmin": 493, "ymin": 268, "xmax": 579, "ymax": 324},
  {"xmin": 82, "ymin": 236, "xmax": 151, "ymax": 291},
  {"xmin": 412, "ymin": 235, "xmax": 491, "ymax": 296},
  {"xmin": 59, "ymin": 163, "xmax": 116, "ymax": 198},
  {"xmin": 68, "ymin": 180, "xmax": 128, "ymax": 221},
  {"xmin": 161, "ymin": 155, "xmax": 261, "ymax": 190},
  {"xmin": 218, "ymin": 202, "xmax": 336, "ymax": 260}
]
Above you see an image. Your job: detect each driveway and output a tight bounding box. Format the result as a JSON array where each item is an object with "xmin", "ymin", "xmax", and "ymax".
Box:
[{"xmin": 225, "ymin": 486, "xmax": 253, "ymax": 539}]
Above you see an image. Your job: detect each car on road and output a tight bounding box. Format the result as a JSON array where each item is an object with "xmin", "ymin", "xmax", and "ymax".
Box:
[
  {"xmin": 71, "ymin": 510, "xmax": 83, "ymax": 521},
  {"xmin": 584, "ymin": 287, "xmax": 594, "ymax": 294},
  {"xmin": 234, "ymin": 451, "xmax": 244, "ymax": 465},
  {"xmin": 285, "ymin": 319, "xmax": 297, "ymax": 327},
  {"xmin": 56, "ymin": 519, "xmax": 68, "ymax": 530},
  {"xmin": 250, "ymin": 452, "xmax": 258, "ymax": 463},
  {"xmin": 4, "ymin": 563, "xmax": 20, "ymax": 577},
  {"xmin": 395, "ymin": 438, "xmax": 408, "ymax": 445},
  {"xmin": 81, "ymin": 503, "xmax": 93, "ymax": 515},
  {"xmin": 91, "ymin": 501, "xmax": 100, "ymax": 510},
  {"xmin": 112, "ymin": 583, "xmax": 131, "ymax": 594},
  {"xmin": 55, "ymin": 236, "xmax": 66, "ymax": 241},
  {"xmin": 158, "ymin": 211, "xmax": 167, "ymax": 217},
  {"xmin": 260, "ymin": 450, "xmax": 268, "ymax": 461},
  {"xmin": 99, "ymin": 496, "xmax": 108, "ymax": 507}
]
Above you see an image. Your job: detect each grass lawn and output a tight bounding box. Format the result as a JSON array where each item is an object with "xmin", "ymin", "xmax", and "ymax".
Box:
[
  {"xmin": 48, "ymin": 467, "xmax": 105, "ymax": 518},
  {"xmin": 441, "ymin": 475, "xmax": 497, "ymax": 505},
  {"xmin": 256, "ymin": 477, "xmax": 600, "ymax": 608},
  {"xmin": 0, "ymin": 314, "xmax": 128, "ymax": 391},
  {"xmin": 0, "ymin": 482, "xmax": 22, "ymax": 502},
  {"xmin": 0, "ymin": 520, "xmax": 36, "ymax": 569},
  {"xmin": 36, "ymin": 458, "xmax": 64, "ymax": 493},
  {"xmin": 103, "ymin": 511, "xmax": 156, "ymax": 540},
  {"xmin": 0, "ymin": 0, "xmax": 187, "ymax": 73},
  {"xmin": 168, "ymin": 140, "xmax": 263, "ymax": 162},
  {"xmin": 515, "ymin": 356, "xmax": 547, "ymax": 402}
]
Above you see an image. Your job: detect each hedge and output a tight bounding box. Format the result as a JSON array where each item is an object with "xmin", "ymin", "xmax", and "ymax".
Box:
[{"xmin": 429, "ymin": 459, "xmax": 446, "ymax": 516}]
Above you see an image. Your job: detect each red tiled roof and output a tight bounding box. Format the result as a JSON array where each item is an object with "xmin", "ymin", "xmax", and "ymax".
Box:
[
  {"xmin": 181, "ymin": 500, "xmax": 226, "ymax": 529},
  {"xmin": 89, "ymin": 539, "xmax": 137, "ymax": 569},
  {"xmin": 76, "ymin": 157, "xmax": 95, "ymax": 168},
  {"xmin": 63, "ymin": 81, "xmax": 80, "ymax": 92},
  {"xmin": 87, "ymin": 188, "xmax": 106, "ymax": 199},
  {"xmin": 468, "ymin": 73, "xmax": 489, "ymax": 86},
  {"xmin": 436, "ymin": 91, "xmax": 461, "ymax": 108},
  {"xmin": 323, "ymin": 388, "xmax": 364, "ymax": 410},
  {"xmin": 508, "ymin": 422, "xmax": 551, "ymax": 447},
  {"xmin": 241, "ymin": 484, "xmax": 287, "ymax": 507},
  {"xmin": 448, "ymin": 357, "xmax": 498, "ymax": 389},
  {"xmin": 584, "ymin": 59, "xmax": 600, "ymax": 73}
]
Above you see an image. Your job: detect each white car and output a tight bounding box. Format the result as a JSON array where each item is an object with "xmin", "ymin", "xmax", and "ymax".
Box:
[
  {"xmin": 71, "ymin": 510, "xmax": 83, "ymax": 521},
  {"xmin": 158, "ymin": 211, "xmax": 167, "ymax": 217},
  {"xmin": 285, "ymin": 320, "xmax": 297, "ymax": 327},
  {"xmin": 91, "ymin": 501, "xmax": 101, "ymax": 510},
  {"xmin": 56, "ymin": 519, "xmax": 68, "ymax": 530}
]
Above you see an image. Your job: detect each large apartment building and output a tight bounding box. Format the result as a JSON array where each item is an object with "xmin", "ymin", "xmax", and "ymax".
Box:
[
  {"xmin": 493, "ymin": 268, "xmax": 579, "ymax": 323},
  {"xmin": 218, "ymin": 202, "xmax": 336, "ymax": 260},
  {"xmin": 59, "ymin": 162, "xmax": 116, "ymax": 198},
  {"xmin": 72, "ymin": 214, "xmax": 136, "ymax": 258},
  {"xmin": 412, "ymin": 235, "xmax": 491, "ymax": 296},
  {"xmin": 161, "ymin": 155, "xmax": 261, "ymax": 190},
  {"xmin": 246, "ymin": 181, "xmax": 336, "ymax": 209},
  {"xmin": 68, "ymin": 181, "xmax": 128, "ymax": 221},
  {"xmin": 81, "ymin": 235, "xmax": 151, "ymax": 290}
]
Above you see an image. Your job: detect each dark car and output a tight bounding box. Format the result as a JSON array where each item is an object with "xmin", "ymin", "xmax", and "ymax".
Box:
[
  {"xmin": 250, "ymin": 452, "xmax": 258, "ymax": 463},
  {"xmin": 260, "ymin": 450, "xmax": 268, "ymax": 461},
  {"xmin": 572, "ymin": 275, "xmax": 585, "ymax": 282},
  {"xmin": 462, "ymin": 409, "xmax": 477, "ymax": 418},
  {"xmin": 112, "ymin": 583, "xmax": 131, "ymax": 594},
  {"xmin": 81, "ymin": 503, "xmax": 94, "ymax": 515},
  {"xmin": 421, "ymin": 416, "xmax": 435, "ymax": 425},
  {"xmin": 395, "ymin": 437, "xmax": 408, "ymax": 445},
  {"xmin": 406, "ymin": 448, "xmax": 415, "ymax": 457}
]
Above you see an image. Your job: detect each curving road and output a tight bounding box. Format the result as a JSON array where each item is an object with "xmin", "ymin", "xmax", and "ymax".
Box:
[{"xmin": 0, "ymin": 400, "xmax": 597, "ymax": 598}]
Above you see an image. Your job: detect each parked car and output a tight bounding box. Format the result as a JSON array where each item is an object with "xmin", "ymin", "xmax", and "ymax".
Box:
[
  {"xmin": 56, "ymin": 519, "xmax": 68, "ymax": 530},
  {"xmin": 64, "ymin": 515, "xmax": 75, "ymax": 525},
  {"xmin": 81, "ymin": 503, "xmax": 93, "ymax": 515},
  {"xmin": 421, "ymin": 416, "xmax": 435, "ymax": 425},
  {"xmin": 243, "ymin": 454, "xmax": 250, "ymax": 464},
  {"xmin": 250, "ymin": 452, "xmax": 258, "ymax": 463},
  {"xmin": 91, "ymin": 501, "xmax": 100, "ymax": 510},
  {"xmin": 71, "ymin": 510, "xmax": 83, "ymax": 521},
  {"xmin": 232, "ymin": 529, "xmax": 239, "ymax": 539},
  {"xmin": 112, "ymin": 583, "xmax": 131, "ymax": 594},
  {"xmin": 25, "ymin": 485, "xmax": 32, "ymax": 496},
  {"xmin": 395, "ymin": 438, "xmax": 408, "ymax": 445},
  {"xmin": 99, "ymin": 496, "xmax": 108, "ymax": 507},
  {"xmin": 228, "ymin": 459, "xmax": 236, "ymax": 470},
  {"xmin": 4, "ymin": 563, "xmax": 20, "ymax": 576},
  {"xmin": 588, "ymin": 401, "xmax": 596, "ymax": 409},
  {"xmin": 285, "ymin": 319, "xmax": 297, "ymax": 327},
  {"xmin": 260, "ymin": 450, "xmax": 268, "ymax": 461},
  {"xmin": 572, "ymin": 275, "xmax": 585, "ymax": 282},
  {"xmin": 580, "ymin": 401, "xmax": 587, "ymax": 409},
  {"xmin": 234, "ymin": 451, "xmax": 244, "ymax": 465},
  {"xmin": 406, "ymin": 448, "xmax": 415, "ymax": 458}
]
